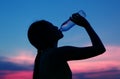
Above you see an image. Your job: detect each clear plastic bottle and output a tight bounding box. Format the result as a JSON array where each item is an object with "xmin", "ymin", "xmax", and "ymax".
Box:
[{"xmin": 60, "ymin": 10, "xmax": 86, "ymax": 32}]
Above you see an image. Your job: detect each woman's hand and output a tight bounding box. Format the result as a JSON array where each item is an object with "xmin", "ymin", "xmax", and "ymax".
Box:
[{"xmin": 70, "ymin": 13, "xmax": 90, "ymax": 27}]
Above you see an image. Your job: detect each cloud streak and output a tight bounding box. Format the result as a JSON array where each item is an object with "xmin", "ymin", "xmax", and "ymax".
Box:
[
  {"xmin": 73, "ymin": 69, "xmax": 120, "ymax": 79},
  {"xmin": 7, "ymin": 50, "xmax": 35, "ymax": 65},
  {"xmin": 0, "ymin": 71, "xmax": 33, "ymax": 79},
  {"xmin": 0, "ymin": 58, "xmax": 33, "ymax": 71}
]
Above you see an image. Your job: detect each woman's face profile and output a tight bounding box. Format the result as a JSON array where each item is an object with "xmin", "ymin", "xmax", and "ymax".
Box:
[{"xmin": 28, "ymin": 20, "xmax": 63, "ymax": 49}]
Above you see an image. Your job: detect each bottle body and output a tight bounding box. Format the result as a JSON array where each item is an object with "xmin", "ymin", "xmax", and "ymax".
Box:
[
  {"xmin": 60, "ymin": 19, "xmax": 75, "ymax": 31},
  {"xmin": 60, "ymin": 10, "xmax": 86, "ymax": 32}
]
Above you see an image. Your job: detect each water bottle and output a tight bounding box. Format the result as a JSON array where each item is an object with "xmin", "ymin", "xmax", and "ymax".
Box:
[{"xmin": 60, "ymin": 10, "xmax": 86, "ymax": 32}]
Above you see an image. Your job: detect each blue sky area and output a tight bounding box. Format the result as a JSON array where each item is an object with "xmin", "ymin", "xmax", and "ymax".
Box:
[{"xmin": 0, "ymin": 0, "xmax": 120, "ymax": 57}]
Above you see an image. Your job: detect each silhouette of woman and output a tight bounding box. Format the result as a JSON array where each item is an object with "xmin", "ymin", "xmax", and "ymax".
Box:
[{"xmin": 28, "ymin": 13, "xmax": 106, "ymax": 79}]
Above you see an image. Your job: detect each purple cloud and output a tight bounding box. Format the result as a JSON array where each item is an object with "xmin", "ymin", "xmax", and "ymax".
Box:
[
  {"xmin": 73, "ymin": 69, "xmax": 120, "ymax": 79},
  {"xmin": 0, "ymin": 56, "xmax": 33, "ymax": 71}
]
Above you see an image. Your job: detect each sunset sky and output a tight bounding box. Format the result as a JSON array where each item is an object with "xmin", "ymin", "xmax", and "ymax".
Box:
[{"xmin": 0, "ymin": 0, "xmax": 120, "ymax": 79}]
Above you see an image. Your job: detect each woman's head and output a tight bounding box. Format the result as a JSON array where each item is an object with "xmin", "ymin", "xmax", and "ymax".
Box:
[{"xmin": 28, "ymin": 20, "xmax": 63, "ymax": 50}]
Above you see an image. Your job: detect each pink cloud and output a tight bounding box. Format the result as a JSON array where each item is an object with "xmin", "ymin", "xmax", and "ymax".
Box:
[
  {"xmin": 5, "ymin": 50, "xmax": 35, "ymax": 65},
  {"xmin": 85, "ymin": 70, "xmax": 120, "ymax": 79},
  {"xmin": 0, "ymin": 70, "xmax": 33, "ymax": 79}
]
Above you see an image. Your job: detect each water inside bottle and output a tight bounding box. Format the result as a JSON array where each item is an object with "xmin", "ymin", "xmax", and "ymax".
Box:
[{"xmin": 60, "ymin": 19, "xmax": 75, "ymax": 31}]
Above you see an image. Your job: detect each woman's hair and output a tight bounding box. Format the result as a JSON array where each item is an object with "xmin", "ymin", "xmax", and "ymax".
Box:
[{"xmin": 28, "ymin": 20, "xmax": 60, "ymax": 50}]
